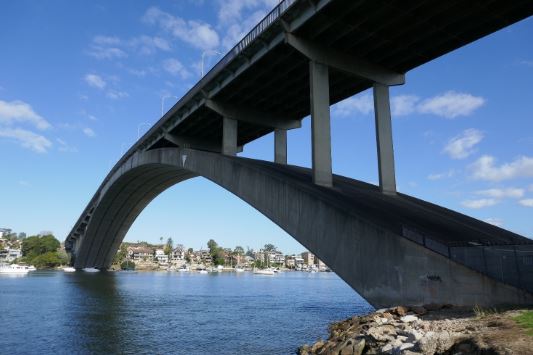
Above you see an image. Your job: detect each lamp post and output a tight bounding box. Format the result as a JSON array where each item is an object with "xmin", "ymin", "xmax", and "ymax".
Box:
[
  {"xmin": 201, "ymin": 50, "xmax": 222, "ymax": 77},
  {"xmin": 161, "ymin": 95, "xmax": 178, "ymax": 116},
  {"xmin": 137, "ymin": 122, "xmax": 151, "ymax": 139}
]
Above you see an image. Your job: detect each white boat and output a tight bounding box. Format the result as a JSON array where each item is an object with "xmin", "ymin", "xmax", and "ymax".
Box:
[
  {"xmin": 63, "ymin": 267, "xmax": 76, "ymax": 272},
  {"xmin": 27, "ymin": 265, "xmax": 36, "ymax": 271},
  {"xmin": 83, "ymin": 267, "xmax": 100, "ymax": 273},
  {"xmin": 0, "ymin": 264, "xmax": 31, "ymax": 274},
  {"xmin": 199, "ymin": 270, "xmax": 208, "ymax": 274},
  {"xmin": 178, "ymin": 266, "xmax": 189, "ymax": 272},
  {"xmin": 235, "ymin": 267, "xmax": 245, "ymax": 273},
  {"xmin": 253, "ymin": 268, "xmax": 275, "ymax": 275}
]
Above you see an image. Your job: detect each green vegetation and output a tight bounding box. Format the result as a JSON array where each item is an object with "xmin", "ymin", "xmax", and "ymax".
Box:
[
  {"xmin": 472, "ymin": 305, "xmax": 499, "ymax": 318},
  {"xmin": 113, "ymin": 244, "xmax": 128, "ymax": 265},
  {"xmin": 20, "ymin": 234, "xmax": 68, "ymax": 269},
  {"xmin": 207, "ymin": 239, "xmax": 225, "ymax": 265},
  {"xmin": 164, "ymin": 237, "xmax": 173, "ymax": 256},
  {"xmin": 514, "ymin": 311, "xmax": 533, "ymax": 336},
  {"xmin": 120, "ymin": 260, "xmax": 136, "ymax": 270}
]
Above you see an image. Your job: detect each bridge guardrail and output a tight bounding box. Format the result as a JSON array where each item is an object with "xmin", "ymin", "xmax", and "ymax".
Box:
[{"xmin": 402, "ymin": 226, "xmax": 533, "ymax": 293}]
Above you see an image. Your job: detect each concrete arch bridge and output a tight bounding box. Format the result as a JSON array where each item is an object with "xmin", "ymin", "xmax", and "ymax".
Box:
[{"xmin": 66, "ymin": 0, "xmax": 533, "ymax": 307}]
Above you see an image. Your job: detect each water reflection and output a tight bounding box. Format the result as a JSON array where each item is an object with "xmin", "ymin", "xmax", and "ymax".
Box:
[{"xmin": 66, "ymin": 272, "xmax": 125, "ymax": 354}]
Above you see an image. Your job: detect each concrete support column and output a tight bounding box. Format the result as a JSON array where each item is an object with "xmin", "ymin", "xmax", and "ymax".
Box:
[
  {"xmin": 373, "ymin": 83, "xmax": 397, "ymax": 194},
  {"xmin": 274, "ymin": 129, "xmax": 287, "ymax": 164},
  {"xmin": 309, "ymin": 61, "xmax": 332, "ymax": 187},
  {"xmin": 222, "ymin": 117, "xmax": 237, "ymax": 156}
]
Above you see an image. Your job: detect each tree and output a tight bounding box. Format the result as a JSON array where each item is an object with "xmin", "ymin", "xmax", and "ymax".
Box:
[
  {"xmin": 207, "ymin": 239, "xmax": 225, "ymax": 265},
  {"xmin": 120, "ymin": 260, "xmax": 135, "ymax": 270},
  {"xmin": 164, "ymin": 237, "xmax": 173, "ymax": 256},
  {"xmin": 207, "ymin": 239, "xmax": 218, "ymax": 253},
  {"xmin": 113, "ymin": 244, "xmax": 128, "ymax": 265},
  {"xmin": 263, "ymin": 243, "xmax": 277, "ymax": 252},
  {"xmin": 32, "ymin": 251, "xmax": 65, "ymax": 268},
  {"xmin": 234, "ymin": 246, "xmax": 244, "ymax": 256}
]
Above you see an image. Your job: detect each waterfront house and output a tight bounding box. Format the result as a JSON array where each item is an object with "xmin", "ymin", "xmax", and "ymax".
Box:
[
  {"xmin": 128, "ymin": 246, "xmax": 154, "ymax": 261},
  {"xmin": 154, "ymin": 249, "xmax": 168, "ymax": 264},
  {"xmin": 301, "ymin": 251, "xmax": 315, "ymax": 266},
  {"xmin": 171, "ymin": 246, "xmax": 185, "ymax": 261}
]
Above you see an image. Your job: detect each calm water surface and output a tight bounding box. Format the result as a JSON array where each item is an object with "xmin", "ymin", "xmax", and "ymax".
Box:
[{"xmin": 0, "ymin": 271, "xmax": 372, "ymax": 354}]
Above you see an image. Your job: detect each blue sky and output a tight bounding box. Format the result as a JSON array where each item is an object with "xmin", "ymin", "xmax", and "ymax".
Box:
[{"xmin": 0, "ymin": 1, "xmax": 532, "ymax": 254}]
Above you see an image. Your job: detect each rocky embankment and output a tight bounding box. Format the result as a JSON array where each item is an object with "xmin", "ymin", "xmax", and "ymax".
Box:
[{"xmin": 299, "ymin": 304, "xmax": 533, "ymax": 355}]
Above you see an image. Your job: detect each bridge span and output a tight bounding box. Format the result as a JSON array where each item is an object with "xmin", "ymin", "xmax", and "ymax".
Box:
[{"xmin": 66, "ymin": 0, "xmax": 533, "ymax": 307}]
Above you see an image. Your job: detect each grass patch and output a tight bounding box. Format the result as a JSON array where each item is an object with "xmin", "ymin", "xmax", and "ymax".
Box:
[
  {"xmin": 514, "ymin": 311, "xmax": 533, "ymax": 336},
  {"xmin": 473, "ymin": 305, "xmax": 499, "ymax": 318}
]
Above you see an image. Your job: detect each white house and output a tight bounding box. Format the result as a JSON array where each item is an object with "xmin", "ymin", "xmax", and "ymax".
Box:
[{"xmin": 155, "ymin": 249, "xmax": 168, "ymax": 264}]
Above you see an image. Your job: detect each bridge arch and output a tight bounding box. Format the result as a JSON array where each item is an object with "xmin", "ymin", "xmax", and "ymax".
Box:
[{"xmin": 70, "ymin": 148, "xmax": 533, "ymax": 307}]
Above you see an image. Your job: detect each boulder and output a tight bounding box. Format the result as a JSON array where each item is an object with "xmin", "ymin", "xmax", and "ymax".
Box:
[
  {"xmin": 367, "ymin": 324, "xmax": 397, "ymax": 342},
  {"xmin": 401, "ymin": 315, "xmax": 419, "ymax": 323},
  {"xmin": 400, "ymin": 342, "xmax": 415, "ymax": 351},
  {"xmin": 411, "ymin": 306, "xmax": 427, "ymax": 315},
  {"xmin": 393, "ymin": 306, "xmax": 409, "ymax": 317}
]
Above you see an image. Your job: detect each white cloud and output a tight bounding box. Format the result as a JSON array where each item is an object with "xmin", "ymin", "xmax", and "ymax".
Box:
[
  {"xmin": 217, "ymin": 0, "xmax": 276, "ymax": 25},
  {"xmin": 443, "ymin": 129, "xmax": 483, "ymax": 159},
  {"xmin": 529, "ymin": 184, "xmax": 533, "ymax": 192},
  {"xmin": 418, "ymin": 91, "xmax": 485, "ymax": 118},
  {"xmin": 93, "ymin": 36, "xmax": 121, "ymax": 45},
  {"xmin": 0, "ymin": 128, "xmax": 52, "ymax": 153},
  {"xmin": 84, "ymin": 74, "xmax": 106, "ymax": 89},
  {"xmin": 82, "ymin": 127, "xmax": 95, "ymax": 137},
  {"xmin": 143, "ymin": 7, "xmax": 219, "ymax": 50},
  {"xmin": 88, "ymin": 46, "xmax": 127, "ymax": 60},
  {"xmin": 0, "ymin": 100, "xmax": 51, "ymax": 130},
  {"xmin": 332, "ymin": 91, "xmax": 485, "ymax": 119},
  {"xmin": 391, "ymin": 95, "xmax": 419, "ymax": 116},
  {"xmin": 475, "ymin": 187, "xmax": 524, "ymax": 199},
  {"xmin": 484, "ymin": 218, "xmax": 503, "ymax": 227},
  {"xmin": 130, "ymin": 35, "xmax": 170, "ymax": 55},
  {"xmin": 470, "ymin": 155, "xmax": 533, "ymax": 181},
  {"xmin": 461, "ymin": 198, "xmax": 498, "ymax": 209},
  {"xmin": 334, "ymin": 94, "xmax": 373, "ymax": 117},
  {"xmin": 56, "ymin": 138, "xmax": 78, "ymax": 153},
  {"xmin": 427, "ymin": 169, "xmax": 455, "ymax": 180},
  {"xmin": 221, "ymin": 8, "xmax": 271, "ymax": 49},
  {"xmin": 106, "ymin": 90, "xmax": 129, "ymax": 99},
  {"xmin": 162, "ymin": 58, "xmax": 191, "ymax": 79},
  {"xmin": 88, "ymin": 34, "xmax": 170, "ymax": 59},
  {"xmin": 519, "ymin": 199, "xmax": 533, "ymax": 207}
]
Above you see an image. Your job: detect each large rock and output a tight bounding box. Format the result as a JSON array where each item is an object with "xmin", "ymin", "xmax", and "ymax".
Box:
[{"xmin": 367, "ymin": 324, "xmax": 397, "ymax": 342}]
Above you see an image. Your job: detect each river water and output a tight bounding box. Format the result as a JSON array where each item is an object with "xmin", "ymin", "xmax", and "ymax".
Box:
[{"xmin": 0, "ymin": 270, "xmax": 372, "ymax": 354}]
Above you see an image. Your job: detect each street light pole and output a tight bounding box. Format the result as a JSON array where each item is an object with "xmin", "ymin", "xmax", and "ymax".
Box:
[
  {"xmin": 161, "ymin": 95, "xmax": 178, "ymax": 116},
  {"xmin": 137, "ymin": 122, "xmax": 151, "ymax": 139},
  {"xmin": 201, "ymin": 50, "xmax": 222, "ymax": 77}
]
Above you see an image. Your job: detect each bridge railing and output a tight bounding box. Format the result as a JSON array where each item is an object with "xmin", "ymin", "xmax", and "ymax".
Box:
[
  {"xmin": 209, "ymin": 0, "xmax": 296, "ymax": 79},
  {"xmin": 402, "ymin": 226, "xmax": 533, "ymax": 293}
]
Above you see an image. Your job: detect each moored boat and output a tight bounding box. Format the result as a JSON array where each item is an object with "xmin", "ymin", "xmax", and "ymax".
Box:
[
  {"xmin": 253, "ymin": 268, "xmax": 275, "ymax": 275},
  {"xmin": 0, "ymin": 264, "xmax": 32, "ymax": 274}
]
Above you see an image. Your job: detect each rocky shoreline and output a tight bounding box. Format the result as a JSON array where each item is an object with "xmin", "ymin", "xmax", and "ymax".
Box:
[{"xmin": 299, "ymin": 304, "xmax": 533, "ymax": 355}]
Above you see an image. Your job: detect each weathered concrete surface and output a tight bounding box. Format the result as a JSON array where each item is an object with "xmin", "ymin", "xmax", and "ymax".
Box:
[{"xmin": 70, "ymin": 148, "xmax": 533, "ymax": 308}]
